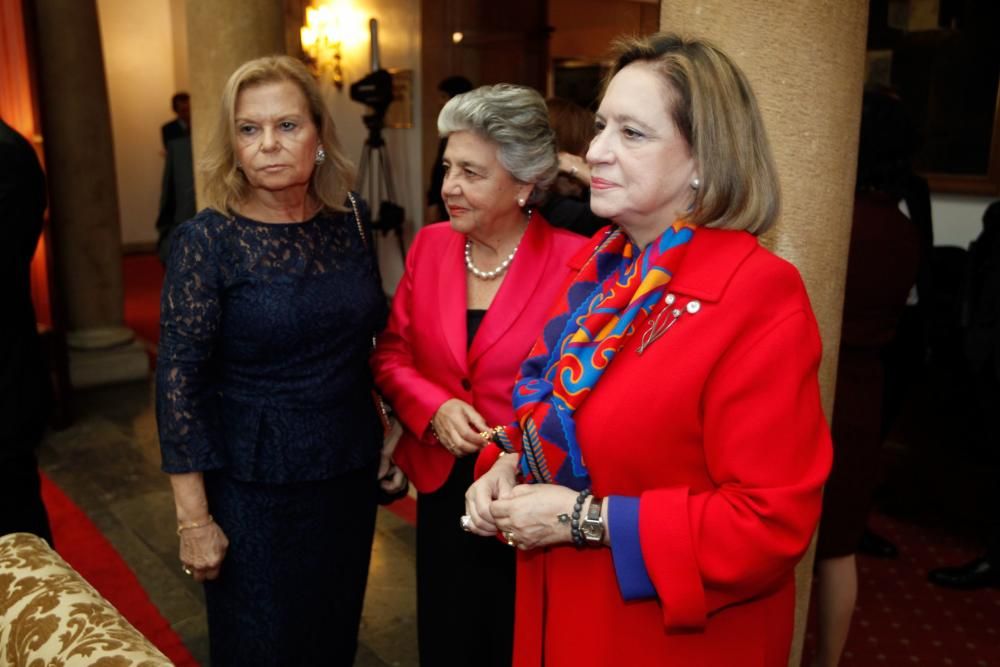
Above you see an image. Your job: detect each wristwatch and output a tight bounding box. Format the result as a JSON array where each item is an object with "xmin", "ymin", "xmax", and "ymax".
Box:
[{"xmin": 580, "ymin": 496, "xmax": 604, "ymax": 545}]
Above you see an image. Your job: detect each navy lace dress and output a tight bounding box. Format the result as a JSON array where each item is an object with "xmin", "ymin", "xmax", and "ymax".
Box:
[{"xmin": 156, "ymin": 203, "xmax": 386, "ymax": 666}]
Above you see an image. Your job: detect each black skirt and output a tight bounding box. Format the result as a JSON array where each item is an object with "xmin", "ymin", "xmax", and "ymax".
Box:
[
  {"xmin": 416, "ymin": 454, "xmax": 515, "ymax": 667},
  {"xmin": 203, "ymin": 464, "xmax": 378, "ymax": 667}
]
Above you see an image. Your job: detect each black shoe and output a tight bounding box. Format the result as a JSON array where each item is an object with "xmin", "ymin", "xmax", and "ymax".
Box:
[
  {"xmin": 858, "ymin": 527, "xmax": 899, "ymax": 559},
  {"xmin": 928, "ymin": 556, "xmax": 1000, "ymax": 590}
]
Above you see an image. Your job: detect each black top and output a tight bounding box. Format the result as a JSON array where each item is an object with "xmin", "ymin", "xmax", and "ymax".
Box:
[
  {"xmin": 467, "ymin": 309, "xmax": 487, "ymax": 350},
  {"xmin": 156, "ymin": 203, "xmax": 387, "ymax": 483},
  {"xmin": 538, "ymin": 191, "xmax": 609, "ymax": 238}
]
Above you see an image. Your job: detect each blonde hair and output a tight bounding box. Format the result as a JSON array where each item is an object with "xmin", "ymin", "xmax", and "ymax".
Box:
[
  {"xmin": 200, "ymin": 55, "xmax": 355, "ymax": 214},
  {"xmin": 607, "ymin": 33, "xmax": 780, "ymax": 235}
]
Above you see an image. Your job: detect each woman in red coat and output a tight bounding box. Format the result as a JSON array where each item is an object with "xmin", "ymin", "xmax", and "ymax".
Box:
[
  {"xmin": 465, "ymin": 34, "xmax": 833, "ymax": 666},
  {"xmin": 370, "ymin": 84, "xmax": 586, "ymax": 666}
]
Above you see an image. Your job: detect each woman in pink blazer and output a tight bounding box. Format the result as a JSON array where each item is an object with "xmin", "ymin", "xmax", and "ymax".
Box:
[{"xmin": 371, "ymin": 84, "xmax": 587, "ymax": 667}]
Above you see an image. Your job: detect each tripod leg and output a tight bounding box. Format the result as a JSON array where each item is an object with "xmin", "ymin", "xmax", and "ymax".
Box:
[{"xmin": 357, "ymin": 143, "xmax": 370, "ymax": 195}]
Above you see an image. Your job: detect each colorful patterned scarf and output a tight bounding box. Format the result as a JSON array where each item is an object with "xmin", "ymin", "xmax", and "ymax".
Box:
[{"xmin": 496, "ymin": 221, "xmax": 696, "ymax": 490}]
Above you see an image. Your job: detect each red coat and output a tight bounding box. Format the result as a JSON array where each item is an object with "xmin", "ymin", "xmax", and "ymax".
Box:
[
  {"xmin": 477, "ymin": 227, "xmax": 833, "ymax": 666},
  {"xmin": 372, "ymin": 213, "xmax": 588, "ymax": 493}
]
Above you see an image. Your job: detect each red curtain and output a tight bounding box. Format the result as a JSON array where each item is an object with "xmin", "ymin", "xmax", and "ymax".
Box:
[{"xmin": 1, "ymin": 0, "xmax": 52, "ymax": 327}]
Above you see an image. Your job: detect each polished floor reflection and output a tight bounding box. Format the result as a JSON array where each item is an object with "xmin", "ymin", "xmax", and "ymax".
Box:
[{"xmin": 37, "ymin": 378, "xmax": 418, "ymax": 667}]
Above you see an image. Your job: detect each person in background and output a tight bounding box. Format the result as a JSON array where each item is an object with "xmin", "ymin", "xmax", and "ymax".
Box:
[
  {"xmin": 371, "ymin": 84, "xmax": 587, "ymax": 666},
  {"xmin": 156, "ymin": 55, "xmax": 403, "ymax": 667},
  {"xmin": 0, "ymin": 117, "xmax": 53, "ymax": 547},
  {"xmin": 927, "ymin": 200, "xmax": 1000, "ymax": 590},
  {"xmin": 810, "ymin": 88, "xmax": 922, "ymax": 667},
  {"xmin": 426, "ymin": 75, "xmax": 473, "ymax": 223},
  {"xmin": 465, "ymin": 33, "xmax": 832, "ymax": 666},
  {"xmin": 538, "ymin": 97, "xmax": 609, "ymax": 237},
  {"xmin": 161, "ymin": 92, "xmax": 190, "ymax": 149},
  {"xmin": 155, "ymin": 134, "xmax": 195, "ymax": 263}
]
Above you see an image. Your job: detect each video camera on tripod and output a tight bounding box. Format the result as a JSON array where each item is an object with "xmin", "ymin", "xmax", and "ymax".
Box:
[{"xmin": 350, "ymin": 19, "xmax": 405, "ymax": 261}]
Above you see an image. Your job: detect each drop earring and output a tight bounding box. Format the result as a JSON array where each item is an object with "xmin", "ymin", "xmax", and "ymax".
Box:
[
  {"xmin": 690, "ymin": 176, "xmax": 701, "ymax": 191},
  {"xmin": 315, "ymin": 145, "xmax": 327, "ymax": 165}
]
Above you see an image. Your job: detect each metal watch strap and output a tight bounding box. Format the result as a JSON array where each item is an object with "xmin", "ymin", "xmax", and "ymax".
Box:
[{"xmin": 582, "ymin": 496, "xmax": 604, "ymax": 545}]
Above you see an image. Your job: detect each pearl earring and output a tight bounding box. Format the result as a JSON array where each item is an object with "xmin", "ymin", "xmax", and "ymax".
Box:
[
  {"xmin": 517, "ymin": 197, "xmax": 526, "ymax": 207},
  {"xmin": 315, "ymin": 145, "xmax": 327, "ymax": 165},
  {"xmin": 691, "ymin": 176, "xmax": 701, "ymax": 191}
]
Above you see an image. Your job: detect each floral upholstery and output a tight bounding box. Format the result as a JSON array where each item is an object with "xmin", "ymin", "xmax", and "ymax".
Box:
[{"xmin": 0, "ymin": 532, "xmax": 171, "ymax": 667}]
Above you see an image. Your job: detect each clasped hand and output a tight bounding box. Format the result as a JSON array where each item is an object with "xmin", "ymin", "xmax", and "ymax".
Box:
[
  {"xmin": 431, "ymin": 398, "xmax": 489, "ymax": 457},
  {"xmin": 464, "ymin": 454, "xmax": 578, "ymax": 550}
]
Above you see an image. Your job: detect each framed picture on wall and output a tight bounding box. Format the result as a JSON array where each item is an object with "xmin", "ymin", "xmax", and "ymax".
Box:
[{"xmin": 872, "ymin": 0, "xmax": 1000, "ymax": 195}]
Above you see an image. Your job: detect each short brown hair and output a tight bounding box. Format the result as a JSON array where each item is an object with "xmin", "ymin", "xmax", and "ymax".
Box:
[
  {"xmin": 546, "ymin": 97, "xmax": 595, "ymax": 158},
  {"xmin": 607, "ymin": 33, "xmax": 780, "ymax": 235},
  {"xmin": 200, "ymin": 55, "xmax": 355, "ymax": 215}
]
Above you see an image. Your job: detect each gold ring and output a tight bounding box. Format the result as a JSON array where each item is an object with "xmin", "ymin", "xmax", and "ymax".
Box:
[
  {"xmin": 182, "ymin": 565, "xmax": 193, "ymax": 576},
  {"xmin": 503, "ymin": 531, "xmax": 516, "ymax": 547}
]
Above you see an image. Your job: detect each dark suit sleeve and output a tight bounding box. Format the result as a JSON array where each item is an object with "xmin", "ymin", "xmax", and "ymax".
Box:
[{"xmin": 0, "ymin": 133, "xmax": 50, "ymax": 451}]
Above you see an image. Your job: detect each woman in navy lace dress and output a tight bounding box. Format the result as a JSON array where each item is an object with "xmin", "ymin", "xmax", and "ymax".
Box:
[{"xmin": 156, "ymin": 55, "xmax": 404, "ymax": 666}]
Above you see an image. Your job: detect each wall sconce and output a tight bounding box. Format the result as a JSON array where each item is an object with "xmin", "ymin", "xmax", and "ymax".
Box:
[{"xmin": 301, "ymin": 2, "xmax": 349, "ymax": 89}]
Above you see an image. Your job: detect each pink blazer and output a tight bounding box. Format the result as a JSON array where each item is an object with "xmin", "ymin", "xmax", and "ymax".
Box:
[{"xmin": 371, "ymin": 212, "xmax": 588, "ymax": 493}]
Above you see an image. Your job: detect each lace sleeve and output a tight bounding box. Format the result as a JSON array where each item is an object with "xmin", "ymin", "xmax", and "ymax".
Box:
[{"xmin": 155, "ymin": 217, "xmax": 226, "ymax": 473}]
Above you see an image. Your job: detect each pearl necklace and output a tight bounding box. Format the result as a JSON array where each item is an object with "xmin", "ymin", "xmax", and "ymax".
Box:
[{"xmin": 464, "ymin": 238, "xmax": 520, "ymax": 280}]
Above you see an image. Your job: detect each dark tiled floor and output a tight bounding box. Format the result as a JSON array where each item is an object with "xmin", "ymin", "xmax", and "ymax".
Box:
[{"xmin": 37, "ymin": 378, "xmax": 418, "ymax": 667}]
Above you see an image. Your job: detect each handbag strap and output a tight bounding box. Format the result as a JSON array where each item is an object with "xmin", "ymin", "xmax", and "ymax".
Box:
[
  {"xmin": 347, "ymin": 192, "xmax": 391, "ymax": 426},
  {"xmin": 346, "ymin": 191, "xmax": 368, "ymax": 249},
  {"xmin": 347, "ymin": 191, "xmax": 380, "ymax": 354}
]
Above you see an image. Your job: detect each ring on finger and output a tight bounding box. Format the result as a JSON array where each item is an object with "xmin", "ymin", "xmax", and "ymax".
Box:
[
  {"xmin": 182, "ymin": 565, "xmax": 193, "ymax": 576},
  {"xmin": 503, "ymin": 531, "xmax": 516, "ymax": 548},
  {"xmin": 460, "ymin": 514, "xmax": 472, "ymax": 532}
]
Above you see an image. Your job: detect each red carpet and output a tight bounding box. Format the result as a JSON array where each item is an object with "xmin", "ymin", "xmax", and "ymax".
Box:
[
  {"xmin": 385, "ymin": 495, "xmax": 417, "ymax": 525},
  {"xmin": 41, "ymin": 473, "xmax": 199, "ymax": 666},
  {"xmin": 123, "ymin": 253, "xmax": 164, "ymax": 353},
  {"xmin": 803, "ymin": 511, "xmax": 1000, "ymax": 666}
]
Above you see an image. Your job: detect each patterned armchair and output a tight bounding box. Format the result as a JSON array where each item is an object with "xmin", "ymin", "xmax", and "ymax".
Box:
[{"xmin": 0, "ymin": 532, "xmax": 171, "ymax": 667}]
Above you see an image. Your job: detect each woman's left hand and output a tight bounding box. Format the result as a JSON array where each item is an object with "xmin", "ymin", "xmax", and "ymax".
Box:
[
  {"xmin": 490, "ymin": 483, "xmax": 579, "ymax": 550},
  {"xmin": 379, "ymin": 462, "xmax": 409, "ymax": 495},
  {"xmin": 378, "ymin": 416, "xmax": 404, "ymax": 480}
]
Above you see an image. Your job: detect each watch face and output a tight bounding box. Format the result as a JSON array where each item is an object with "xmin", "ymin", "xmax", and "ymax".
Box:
[{"xmin": 582, "ymin": 522, "xmax": 601, "ymax": 539}]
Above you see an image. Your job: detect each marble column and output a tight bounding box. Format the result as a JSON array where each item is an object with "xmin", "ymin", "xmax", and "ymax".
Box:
[
  {"xmin": 32, "ymin": 0, "xmax": 147, "ymax": 388},
  {"xmin": 657, "ymin": 3, "xmax": 868, "ymax": 664},
  {"xmin": 185, "ymin": 0, "xmax": 286, "ymax": 208}
]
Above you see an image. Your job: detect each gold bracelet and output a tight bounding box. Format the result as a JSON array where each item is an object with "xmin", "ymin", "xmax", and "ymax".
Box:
[
  {"xmin": 478, "ymin": 425, "xmax": 507, "ymax": 444},
  {"xmin": 177, "ymin": 515, "xmax": 214, "ymax": 535}
]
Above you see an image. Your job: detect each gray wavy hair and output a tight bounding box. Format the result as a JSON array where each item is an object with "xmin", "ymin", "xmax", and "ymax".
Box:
[{"xmin": 437, "ymin": 84, "xmax": 558, "ymax": 203}]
